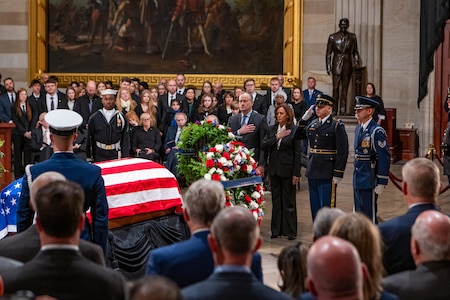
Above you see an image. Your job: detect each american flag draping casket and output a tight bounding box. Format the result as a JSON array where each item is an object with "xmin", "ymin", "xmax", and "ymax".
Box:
[{"xmin": 0, "ymin": 158, "xmax": 183, "ymax": 238}]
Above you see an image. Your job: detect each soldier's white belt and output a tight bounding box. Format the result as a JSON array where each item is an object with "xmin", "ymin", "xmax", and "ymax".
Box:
[
  {"xmin": 96, "ymin": 141, "xmax": 120, "ymax": 150},
  {"xmin": 309, "ymin": 149, "xmax": 337, "ymax": 154},
  {"xmin": 354, "ymin": 154, "xmax": 372, "ymax": 161}
]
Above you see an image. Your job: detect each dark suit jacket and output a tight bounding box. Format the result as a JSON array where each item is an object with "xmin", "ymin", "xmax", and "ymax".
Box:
[
  {"xmin": 17, "ymin": 152, "xmax": 109, "ymax": 254},
  {"xmin": 0, "ymin": 256, "xmax": 23, "ymax": 274},
  {"xmin": 30, "ymin": 126, "xmax": 53, "ymax": 161},
  {"xmin": 147, "ymin": 230, "xmax": 263, "ymax": 288},
  {"xmin": 37, "ymin": 91, "xmax": 69, "ymax": 115},
  {"xmin": 0, "ymin": 92, "xmax": 14, "ymax": 122},
  {"xmin": 158, "ymin": 93, "xmax": 185, "ymax": 121},
  {"xmin": 303, "ymin": 89, "xmax": 322, "ymax": 108},
  {"xmin": 382, "ymin": 260, "xmax": 450, "ymax": 300},
  {"xmin": 3, "ymin": 249, "xmax": 126, "ymax": 300},
  {"xmin": 252, "ymin": 93, "xmax": 268, "ymax": 116},
  {"xmin": 11, "ymin": 106, "xmax": 32, "ymax": 136},
  {"xmin": 0, "ymin": 225, "xmax": 105, "ymax": 265},
  {"xmin": 378, "ymin": 203, "xmax": 439, "ymax": 275},
  {"xmin": 262, "ymin": 124, "xmax": 302, "ymax": 178},
  {"xmin": 74, "ymin": 94, "xmax": 103, "ymax": 128},
  {"xmin": 228, "ymin": 111, "xmax": 268, "ymax": 167},
  {"xmin": 182, "ymin": 271, "xmax": 290, "ymax": 300}
]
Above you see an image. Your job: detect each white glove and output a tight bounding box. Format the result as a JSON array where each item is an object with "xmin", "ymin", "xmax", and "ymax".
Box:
[
  {"xmin": 302, "ymin": 105, "xmax": 315, "ymax": 121},
  {"xmin": 374, "ymin": 185, "xmax": 385, "ymax": 195},
  {"xmin": 332, "ymin": 177, "xmax": 342, "ymax": 184}
]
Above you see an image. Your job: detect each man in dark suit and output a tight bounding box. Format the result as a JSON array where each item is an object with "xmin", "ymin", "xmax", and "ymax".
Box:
[
  {"xmin": 28, "ymin": 79, "xmax": 43, "ymax": 127},
  {"xmin": 265, "ymin": 77, "xmax": 284, "ymax": 110},
  {"xmin": 74, "ymin": 80, "xmax": 103, "ymax": 129},
  {"xmin": 228, "ymin": 92, "xmax": 268, "ymax": 173},
  {"xmin": 0, "ymin": 171, "xmax": 104, "ymax": 265},
  {"xmin": 303, "ymin": 76, "xmax": 322, "ymax": 108},
  {"xmin": 158, "ymin": 79, "xmax": 185, "ymax": 122},
  {"xmin": 305, "ymin": 94, "xmax": 348, "ymax": 221},
  {"xmin": 244, "ymin": 78, "xmax": 267, "ymax": 115},
  {"xmin": 3, "ymin": 180, "xmax": 127, "ymax": 299},
  {"xmin": 382, "ymin": 210, "xmax": 450, "ymax": 299},
  {"xmin": 378, "ymin": 158, "xmax": 441, "ymax": 275},
  {"xmin": 37, "ymin": 77, "xmax": 68, "ymax": 115},
  {"xmin": 17, "ymin": 109, "xmax": 109, "ymax": 254},
  {"xmin": 182, "ymin": 206, "xmax": 289, "ymax": 300},
  {"xmin": 0, "ymin": 77, "xmax": 16, "ymax": 122},
  {"xmin": 147, "ymin": 179, "xmax": 263, "ymax": 287}
]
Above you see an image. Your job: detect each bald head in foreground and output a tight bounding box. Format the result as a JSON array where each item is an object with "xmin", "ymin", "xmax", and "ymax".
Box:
[
  {"xmin": 182, "ymin": 206, "xmax": 290, "ymax": 300},
  {"xmin": 382, "ymin": 210, "xmax": 450, "ymax": 299},
  {"xmin": 307, "ymin": 236, "xmax": 365, "ymax": 300}
]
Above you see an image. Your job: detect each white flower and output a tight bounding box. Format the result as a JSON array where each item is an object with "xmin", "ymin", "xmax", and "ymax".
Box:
[
  {"xmin": 216, "ymin": 144, "xmax": 224, "ymax": 152},
  {"xmin": 239, "ymin": 191, "xmax": 245, "ymax": 198},
  {"xmin": 235, "ymin": 165, "xmax": 240, "ymax": 171},
  {"xmin": 216, "ymin": 168, "xmax": 224, "ymax": 175},
  {"xmin": 250, "ymin": 201, "xmax": 259, "ymax": 209},
  {"xmin": 228, "ymin": 132, "xmax": 235, "ymax": 139},
  {"xmin": 209, "ymin": 167, "xmax": 217, "ymax": 174},
  {"xmin": 251, "ymin": 191, "xmax": 261, "ymax": 199},
  {"xmin": 247, "ymin": 165, "xmax": 253, "ymax": 174},
  {"xmin": 204, "ymin": 173, "xmax": 212, "ymax": 180},
  {"xmin": 218, "ymin": 125, "xmax": 225, "ymax": 130},
  {"xmin": 252, "ymin": 211, "xmax": 258, "ymax": 220},
  {"xmin": 206, "ymin": 152, "xmax": 215, "ymax": 159},
  {"xmin": 220, "ymin": 175, "xmax": 227, "ymax": 181},
  {"xmin": 234, "ymin": 154, "xmax": 242, "ymax": 163},
  {"xmin": 219, "ymin": 157, "xmax": 228, "ymax": 165}
]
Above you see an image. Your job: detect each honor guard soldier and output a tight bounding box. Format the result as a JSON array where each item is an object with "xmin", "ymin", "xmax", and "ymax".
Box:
[
  {"xmin": 443, "ymin": 119, "xmax": 450, "ymax": 184},
  {"xmin": 305, "ymin": 94, "xmax": 349, "ymax": 221},
  {"xmin": 87, "ymin": 89, "xmax": 130, "ymax": 162},
  {"xmin": 354, "ymin": 96, "xmax": 390, "ymax": 223},
  {"xmin": 17, "ymin": 109, "xmax": 109, "ymax": 254}
]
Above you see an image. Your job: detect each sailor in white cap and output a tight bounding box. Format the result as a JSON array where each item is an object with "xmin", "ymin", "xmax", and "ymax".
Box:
[
  {"xmin": 87, "ymin": 88, "xmax": 130, "ymax": 162},
  {"xmin": 17, "ymin": 109, "xmax": 109, "ymax": 254}
]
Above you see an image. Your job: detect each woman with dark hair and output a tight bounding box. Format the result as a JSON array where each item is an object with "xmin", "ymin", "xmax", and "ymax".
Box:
[
  {"xmin": 217, "ymin": 90, "xmax": 236, "ymax": 125},
  {"xmin": 66, "ymin": 86, "xmax": 78, "ymax": 111},
  {"xmin": 11, "ymin": 88, "xmax": 33, "ymax": 178},
  {"xmin": 277, "ymin": 242, "xmax": 309, "ymax": 298},
  {"xmin": 262, "ymin": 103, "xmax": 302, "ymax": 240},
  {"xmin": 182, "ymin": 87, "xmax": 199, "ymax": 122},
  {"xmin": 198, "ymin": 80, "xmax": 213, "ymax": 101},
  {"xmin": 366, "ymin": 83, "xmax": 386, "ymax": 125}
]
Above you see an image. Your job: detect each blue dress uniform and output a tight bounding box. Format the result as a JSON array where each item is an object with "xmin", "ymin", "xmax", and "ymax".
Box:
[
  {"xmin": 17, "ymin": 110, "xmax": 109, "ymax": 254},
  {"xmin": 305, "ymin": 95, "xmax": 349, "ymax": 220},
  {"xmin": 353, "ymin": 97, "xmax": 390, "ymax": 223}
]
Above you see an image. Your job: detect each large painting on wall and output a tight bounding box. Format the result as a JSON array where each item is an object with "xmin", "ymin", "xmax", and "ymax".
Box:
[{"xmin": 29, "ymin": 0, "xmax": 302, "ymax": 88}]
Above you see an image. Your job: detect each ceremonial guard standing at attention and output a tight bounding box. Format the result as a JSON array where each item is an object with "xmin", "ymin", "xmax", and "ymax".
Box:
[
  {"xmin": 305, "ymin": 94, "xmax": 349, "ymax": 220},
  {"xmin": 87, "ymin": 89, "xmax": 130, "ymax": 162},
  {"xmin": 353, "ymin": 96, "xmax": 390, "ymax": 223}
]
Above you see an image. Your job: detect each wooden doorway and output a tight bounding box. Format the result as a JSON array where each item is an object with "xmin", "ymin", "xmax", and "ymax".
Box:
[{"xmin": 434, "ymin": 19, "xmax": 450, "ymax": 151}]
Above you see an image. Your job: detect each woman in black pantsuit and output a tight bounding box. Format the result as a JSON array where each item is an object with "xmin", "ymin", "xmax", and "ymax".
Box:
[
  {"xmin": 262, "ymin": 103, "xmax": 302, "ymax": 240},
  {"xmin": 11, "ymin": 88, "xmax": 33, "ymax": 178}
]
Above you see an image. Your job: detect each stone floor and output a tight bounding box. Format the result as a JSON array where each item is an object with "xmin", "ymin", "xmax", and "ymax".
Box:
[{"xmin": 259, "ymin": 159, "xmax": 450, "ymax": 290}]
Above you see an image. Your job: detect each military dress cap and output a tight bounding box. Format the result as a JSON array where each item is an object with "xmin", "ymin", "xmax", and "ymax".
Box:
[
  {"xmin": 45, "ymin": 109, "xmax": 83, "ymax": 136},
  {"xmin": 354, "ymin": 96, "xmax": 379, "ymax": 109},
  {"xmin": 315, "ymin": 94, "xmax": 335, "ymax": 107},
  {"xmin": 101, "ymin": 89, "xmax": 117, "ymax": 96}
]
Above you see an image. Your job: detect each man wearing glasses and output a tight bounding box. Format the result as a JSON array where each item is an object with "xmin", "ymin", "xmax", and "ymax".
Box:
[
  {"xmin": 353, "ymin": 96, "xmax": 390, "ymax": 223},
  {"xmin": 305, "ymin": 94, "xmax": 349, "ymax": 221}
]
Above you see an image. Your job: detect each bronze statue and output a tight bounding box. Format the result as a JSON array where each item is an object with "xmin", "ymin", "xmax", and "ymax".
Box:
[{"xmin": 326, "ymin": 18, "xmax": 360, "ymax": 114}]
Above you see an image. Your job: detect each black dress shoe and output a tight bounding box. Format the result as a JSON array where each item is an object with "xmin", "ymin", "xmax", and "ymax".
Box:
[
  {"xmin": 270, "ymin": 234, "xmax": 280, "ymax": 239},
  {"xmin": 288, "ymin": 235, "xmax": 296, "ymax": 240}
]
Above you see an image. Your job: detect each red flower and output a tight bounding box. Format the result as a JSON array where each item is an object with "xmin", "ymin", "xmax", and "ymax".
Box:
[
  {"xmin": 244, "ymin": 195, "xmax": 252, "ymax": 203},
  {"xmin": 223, "ymin": 152, "xmax": 231, "ymax": 160},
  {"xmin": 217, "ymin": 162, "xmax": 223, "ymax": 168},
  {"xmin": 223, "ymin": 167, "xmax": 229, "ymax": 172},
  {"xmin": 242, "ymin": 164, "xmax": 248, "ymax": 172},
  {"xmin": 225, "ymin": 200, "xmax": 232, "ymax": 207},
  {"xmin": 206, "ymin": 119, "xmax": 212, "ymax": 124},
  {"xmin": 206, "ymin": 159, "xmax": 215, "ymax": 168},
  {"xmin": 212, "ymin": 174, "xmax": 221, "ymax": 181},
  {"xmin": 209, "ymin": 147, "xmax": 216, "ymax": 152}
]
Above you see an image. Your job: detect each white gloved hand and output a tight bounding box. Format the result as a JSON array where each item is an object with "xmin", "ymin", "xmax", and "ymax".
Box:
[
  {"xmin": 332, "ymin": 177, "xmax": 342, "ymax": 184},
  {"xmin": 374, "ymin": 185, "xmax": 385, "ymax": 195},
  {"xmin": 302, "ymin": 105, "xmax": 315, "ymax": 121}
]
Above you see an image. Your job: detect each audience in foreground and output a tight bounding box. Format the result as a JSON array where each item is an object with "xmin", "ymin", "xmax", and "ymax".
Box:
[
  {"xmin": 277, "ymin": 242, "xmax": 309, "ymax": 298},
  {"xmin": 312, "ymin": 207, "xmax": 345, "ymax": 241},
  {"xmin": 147, "ymin": 179, "xmax": 263, "ymax": 287},
  {"xmin": 2, "ymin": 181, "xmax": 127, "ymax": 299},
  {"xmin": 382, "ymin": 210, "xmax": 450, "ymax": 299},
  {"xmin": 378, "ymin": 158, "xmax": 441, "ymax": 275},
  {"xmin": 130, "ymin": 275, "xmax": 181, "ymax": 300},
  {"xmin": 182, "ymin": 206, "xmax": 290, "ymax": 300}
]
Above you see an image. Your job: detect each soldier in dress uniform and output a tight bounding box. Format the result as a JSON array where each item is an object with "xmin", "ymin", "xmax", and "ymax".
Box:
[
  {"xmin": 353, "ymin": 96, "xmax": 390, "ymax": 223},
  {"xmin": 442, "ymin": 119, "xmax": 450, "ymax": 183},
  {"xmin": 87, "ymin": 89, "xmax": 130, "ymax": 162},
  {"xmin": 305, "ymin": 94, "xmax": 349, "ymax": 221}
]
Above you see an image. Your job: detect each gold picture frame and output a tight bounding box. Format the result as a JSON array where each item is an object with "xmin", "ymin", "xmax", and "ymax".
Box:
[{"xmin": 29, "ymin": 0, "xmax": 303, "ymax": 89}]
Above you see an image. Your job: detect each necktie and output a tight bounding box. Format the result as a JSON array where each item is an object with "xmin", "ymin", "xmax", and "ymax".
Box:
[
  {"xmin": 21, "ymin": 105, "xmax": 26, "ymax": 114},
  {"xmin": 89, "ymin": 98, "xmax": 93, "ymax": 113},
  {"xmin": 309, "ymin": 91, "xmax": 313, "ymax": 99},
  {"xmin": 241, "ymin": 115, "xmax": 248, "ymax": 126},
  {"xmin": 358, "ymin": 126, "xmax": 364, "ymax": 138},
  {"xmin": 50, "ymin": 96, "xmax": 54, "ymax": 111},
  {"xmin": 175, "ymin": 127, "xmax": 181, "ymax": 142},
  {"xmin": 10, "ymin": 94, "xmax": 14, "ymax": 103}
]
